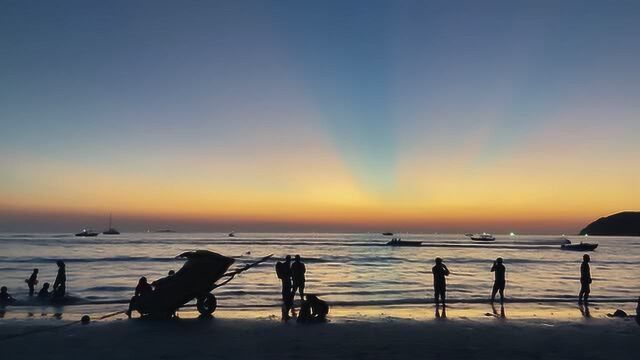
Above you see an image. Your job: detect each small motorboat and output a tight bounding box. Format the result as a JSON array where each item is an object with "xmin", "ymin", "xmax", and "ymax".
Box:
[
  {"xmin": 560, "ymin": 242, "xmax": 598, "ymax": 251},
  {"xmin": 382, "ymin": 232, "xmax": 394, "ymax": 236},
  {"xmin": 470, "ymin": 233, "xmax": 496, "ymax": 241},
  {"xmin": 228, "ymin": 232, "xmax": 235, "ymax": 237},
  {"xmin": 386, "ymin": 237, "xmax": 422, "ymax": 247},
  {"xmin": 75, "ymin": 229, "xmax": 99, "ymax": 237}
]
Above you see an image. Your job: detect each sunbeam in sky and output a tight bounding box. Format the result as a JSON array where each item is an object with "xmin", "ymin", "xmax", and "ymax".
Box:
[{"xmin": 1, "ymin": 0, "xmax": 639, "ymax": 233}]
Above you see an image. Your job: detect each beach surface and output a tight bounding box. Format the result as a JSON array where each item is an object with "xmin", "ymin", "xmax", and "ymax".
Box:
[{"xmin": 2, "ymin": 308, "xmax": 638, "ymax": 360}]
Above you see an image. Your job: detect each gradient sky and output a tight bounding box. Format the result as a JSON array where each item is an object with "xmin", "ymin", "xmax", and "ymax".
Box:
[{"xmin": 1, "ymin": 0, "xmax": 639, "ymax": 233}]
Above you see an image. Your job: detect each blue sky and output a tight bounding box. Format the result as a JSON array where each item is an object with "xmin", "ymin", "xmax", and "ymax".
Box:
[{"xmin": 1, "ymin": 1, "xmax": 639, "ymax": 232}]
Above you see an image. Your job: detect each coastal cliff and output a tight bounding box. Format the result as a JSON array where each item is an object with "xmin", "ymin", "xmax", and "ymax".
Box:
[{"xmin": 580, "ymin": 211, "xmax": 640, "ymax": 236}]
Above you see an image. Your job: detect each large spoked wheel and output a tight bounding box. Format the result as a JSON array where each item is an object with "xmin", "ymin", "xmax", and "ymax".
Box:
[{"xmin": 197, "ymin": 293, "xmax": 217, "ymax": 316}]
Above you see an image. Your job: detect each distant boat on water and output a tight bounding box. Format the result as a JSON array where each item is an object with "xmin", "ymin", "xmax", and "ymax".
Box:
[
  {"xmin": 382, "ymin": 232, "xmax": 394, "ymax": 236},
  {"xmin": 154, "ymin": 229, "xmax": 176, "ymax": 233},
  {"xmin": 102, "ymin": 214, "xmax": 120, "ymax": 235},
  {"xmin": 560, "ymin": 242, "xmax": 598, "ymax": 251},
  {"xmin": 386, "ymin": 237, "xmax": 422, "ymax": 247},
  {"xmin": 228, "ymin": 232, "xmax": 235, "ymax": 237},
  {"xmin": 75, "ymin": 229, "xmax": 99, "ymax": 237},
  {"xmin": 469, "ymin": 233, "xmax": 496, "ymax": 241}
]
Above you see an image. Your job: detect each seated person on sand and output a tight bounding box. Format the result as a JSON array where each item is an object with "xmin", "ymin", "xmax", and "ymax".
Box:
[
  {"xmin": 1, "ymin": 286, "xmax": 16, "ymax": 305},
  {"xmin": 38, "ymin": 283, "xmax": 51, "ymax": 299},
  {"xmin": 126, "ymin": 277, "xmax": 154, "ymax": 317},
  {"xmin": 297, "ymin": 294, "xmax": 329, "ymax": 323}
]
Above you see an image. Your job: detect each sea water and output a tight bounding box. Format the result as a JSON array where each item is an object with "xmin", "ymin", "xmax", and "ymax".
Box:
[{"xmin": 1, "ymin": 233, "xmax": 638, "ymax": 317}]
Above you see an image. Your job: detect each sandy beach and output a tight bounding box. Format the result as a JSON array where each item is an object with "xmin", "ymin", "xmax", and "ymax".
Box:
[{"xmin": 2, "ymin": 305, "xmax": 638, "ymax": 360}]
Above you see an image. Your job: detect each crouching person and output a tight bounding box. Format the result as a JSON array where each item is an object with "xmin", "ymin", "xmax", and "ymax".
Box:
[
  {"xmin": 126, "ymin": 277, "xmax": 153, "ymax": 318},
  {"xmin": 297, "ymin": 294, "xmax": 329, "ymax": 323}
]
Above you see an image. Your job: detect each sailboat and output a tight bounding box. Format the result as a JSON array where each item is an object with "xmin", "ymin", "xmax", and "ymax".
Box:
[{"xmin": 102, "ymin": 214, "xmax": 120, "ymax": 235}]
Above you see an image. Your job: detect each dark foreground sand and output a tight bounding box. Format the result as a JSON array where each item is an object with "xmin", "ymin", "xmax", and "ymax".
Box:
[{"xmin": 2, "ymin": 316, "xmax": 638, "ymax": 360}]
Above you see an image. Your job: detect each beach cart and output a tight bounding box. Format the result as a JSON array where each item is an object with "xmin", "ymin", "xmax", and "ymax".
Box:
[{"xmin": 131, "ymin": 250, "xmax": 272, "ymax": 318}]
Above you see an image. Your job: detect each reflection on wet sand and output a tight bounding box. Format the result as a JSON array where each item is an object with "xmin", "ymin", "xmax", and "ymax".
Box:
[
  {"xmin": 435, "ymin": 304, "xmax": 447, "ymax": 319},
  {"xmin": 491, "ymin": 303, "xmax": 506, "ymax": 319},
  {"xmin": 579, "ymin": 303, "xmax": 591, "ymax": 318}
]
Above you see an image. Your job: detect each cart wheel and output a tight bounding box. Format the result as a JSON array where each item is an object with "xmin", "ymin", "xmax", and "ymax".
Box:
[{"xmin": 197, "ymin": 293, "xmax": 217, "ymax": 316}]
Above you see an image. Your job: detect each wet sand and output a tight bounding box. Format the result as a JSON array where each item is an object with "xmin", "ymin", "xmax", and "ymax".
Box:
[{"xmin": 2, "ymin": 304, "xmax": 638, "ymax": 360}]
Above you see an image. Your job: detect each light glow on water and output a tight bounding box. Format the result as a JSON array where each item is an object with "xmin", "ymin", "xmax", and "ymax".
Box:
[{"xmin": 1, "ymin": 233, "xmax": 638, "ymax": 317}]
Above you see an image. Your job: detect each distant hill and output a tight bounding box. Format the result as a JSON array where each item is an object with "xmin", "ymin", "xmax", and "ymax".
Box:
[{"xmin": 580, "ymin": 211, "xmax": 640, "ymax": 236}]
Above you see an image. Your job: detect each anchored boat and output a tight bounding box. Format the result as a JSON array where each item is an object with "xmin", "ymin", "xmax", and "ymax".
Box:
[
  {"xmin": 75, "ymin": 229, "xmax": 99, "ymax": 237},
  {"xmin": 560, "ymin": 242, "xmax": 598, "ymax": 251},
  {"xmin": 386, "ymin": 237, "xmax": 422, "ymax": 247},
  {"xmin": 470, "ymin": 233, "xmax": 496, "ymax": 241}
]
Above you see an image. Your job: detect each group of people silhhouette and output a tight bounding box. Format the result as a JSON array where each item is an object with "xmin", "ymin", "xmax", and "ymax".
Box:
[
  {"xmin": 430, "ymin": 255, "xmax": 593, "ymax": 314},
  {"xmin": 3, "ymin": 251, "xmax": 638, "ymax": 325},
  {"xmin": 275, "ymin": 255, "xmax": 328, "ymax": 322},
  {"xmin": 1, "ymin": 260, "xmax": 67, "ymax": 306}
]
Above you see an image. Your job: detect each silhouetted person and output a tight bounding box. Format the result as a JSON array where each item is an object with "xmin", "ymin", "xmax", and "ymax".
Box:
[
  {"xmin": 38, "ymin": 282, "xmax": 50, "ymax": 299},
  {"xmin": 578, "ymin": 254, "xmax": 592, "ymax": 304},
  {"xmin": 52, "ymin": 261, "xmax": 66, "ymax": 299},
  {"xmin": 490, "ymin": 258, "xmax": 506, "ymax": 304},
  {"xmin": 126, "ymin": 276, "xmax": 154, "ymax": 318},
  {"xmin": 25, "ymin": 268, "xmax": 39, "ymax": 296},
  {"xmin": 0, "ymin": 286, "xmax": 16, "ymax": 305},
  {"xmin": 276, "ymin": 255, "xmax": 294, "ymax": 320},
  {"xmin": 291, "ymin": 255, "xmax": 306, "ymax": 302},
  {"xmin": 297, "ymin": 294, "xmax": 329, "ymax": 323},
  {"xmin": 432, "ymin": 257, "xmax": 450, "ymax": 306}
]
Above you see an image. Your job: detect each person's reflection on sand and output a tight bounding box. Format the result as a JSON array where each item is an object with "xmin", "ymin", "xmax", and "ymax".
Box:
[
  {"xmin": 491, "ymin": 302, "xmax": 506, "ymax": 318},
  {"xmin": 579, "ymin": 302, "xmax": 591, "ymax": 318},
  {"xmin": 435, "ymin": 304, "xmax": 447, "ymax": 319}
]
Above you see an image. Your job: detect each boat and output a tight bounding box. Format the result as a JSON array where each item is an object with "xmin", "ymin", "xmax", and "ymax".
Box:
[
  {"xmin": 560, "ymin": 242, "xmax": 598, "ymax": 251},
  {"xmin": 228, "ymin": 232, "xmax": 235, "ymax": 237},
  {"xmin": 75, "ymin": 229, "xmax": 99, "ymax": 237},
  {"xmin": 382, "ymin": 232, "xmax": 394, "ymax": 236},
  {"xmin": 464, "ymin": 233, "xmax": 474, "ymax": 237},
  {"xmin": 386, "ymin": 237, "xmax": 422, "ymax": 247},
  {"xmin": 102, "ymin": 214, "xmax": 120, "ymax": 235},
  {"xmin": 470, "ymin": 233, "xmax": 496, "ymax": 241},
  {"xmin": 155, "ymin": 229, "xmax": 177, "ymax": 233}
]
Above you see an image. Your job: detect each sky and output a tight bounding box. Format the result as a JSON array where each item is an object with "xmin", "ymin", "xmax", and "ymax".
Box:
[{"xmin": 1, "ymin": 0, "xmax": 639, "ymax": 233}]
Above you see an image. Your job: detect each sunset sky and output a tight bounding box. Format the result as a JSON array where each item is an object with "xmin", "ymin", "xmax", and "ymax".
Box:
[{"xmin": 1, "ymin": 1, "xmax": 639, "ymax": 233}]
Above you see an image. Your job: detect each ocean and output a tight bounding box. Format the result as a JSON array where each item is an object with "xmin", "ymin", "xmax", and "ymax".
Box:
[{"xmin": 1, "ymin": 233, "xmax": 639, "ymax": 317}]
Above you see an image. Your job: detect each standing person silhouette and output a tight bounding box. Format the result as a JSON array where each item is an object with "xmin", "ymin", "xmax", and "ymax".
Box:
[
  {"xmin": 52, "ymin": 261, "xmax": 66, "ymax": 299},
  {"xmin": 432, "ymin": 257, "xmax": 450, "ymax": 307},
  {"xmin": 275, "ymin": 255, "xmax": 293, "ymax": 320},
  {"xmin": 490, "ymin": 258, "xmax": 506, "ymax": 304},
  {"xmin": 578, "ymin": 254, "xmax": 592, "ymax": 304},
  {"xmin": 25, "ymin": 268, "xmax": 39, "ymax": 296},
  {"xmin": 291, "ymin": 255, "xmax": 306, "ymax": 302}
]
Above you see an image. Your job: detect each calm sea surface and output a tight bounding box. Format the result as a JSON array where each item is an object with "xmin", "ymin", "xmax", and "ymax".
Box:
[{"xmin": 1, "ymin": 233, "xmax": 638, "ymax": 312}]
